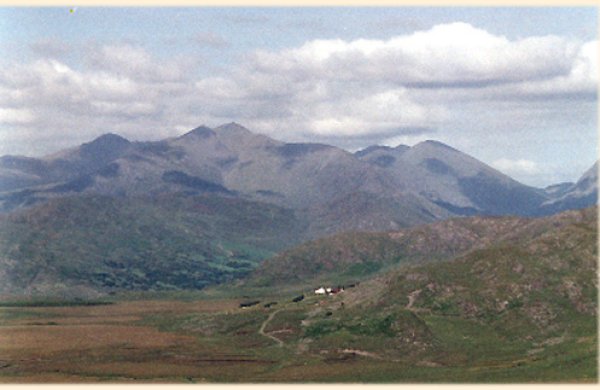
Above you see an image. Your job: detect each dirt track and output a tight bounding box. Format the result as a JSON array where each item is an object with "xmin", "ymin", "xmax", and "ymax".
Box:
[{"xmin": 258, "ymin": 309, "xmax": 284, "ymax": 347}]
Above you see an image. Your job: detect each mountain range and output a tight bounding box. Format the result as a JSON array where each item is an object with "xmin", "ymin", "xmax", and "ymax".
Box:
[
  {"xmin": 0, "ymin": 123, "xmax": 596, "ymax": 295},
  {"xmin": 1, "ymin": 123, "xmax": 596, "ymax": 221}
]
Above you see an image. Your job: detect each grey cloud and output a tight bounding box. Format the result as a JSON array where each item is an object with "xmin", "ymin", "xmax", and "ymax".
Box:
[{"xmin": 306, "ymin": 126, "xmax": 436, "ymax": 142}]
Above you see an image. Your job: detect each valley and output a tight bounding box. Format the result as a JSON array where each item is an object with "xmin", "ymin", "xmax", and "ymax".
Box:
[
  {"xmin": 0, "ymin": 281, "xmax": 594, "ymax": 382},
  {"xmin": 0, "ymin": 206, "xmax": 596, "ymax": 383}
]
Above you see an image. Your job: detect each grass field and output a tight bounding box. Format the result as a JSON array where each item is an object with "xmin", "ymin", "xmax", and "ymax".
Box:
[{"xmin": 0, "ymin": 291, "xmax": 596, "ymax": 383}]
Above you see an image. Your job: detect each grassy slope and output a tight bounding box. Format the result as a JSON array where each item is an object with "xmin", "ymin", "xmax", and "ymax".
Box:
[
  {"xmin": 248, "ymin": 213, "xmax": 533, "ymax": 287},
  {"xmin": 0, "ymin": 193, "xmax": 306, "ymax": 295},
  {"xmin": 220, "ymin": 207, "xmax": 597, "ymax": 382}
]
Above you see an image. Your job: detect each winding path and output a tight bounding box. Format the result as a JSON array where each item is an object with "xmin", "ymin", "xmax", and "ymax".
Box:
[{"xmin": 259, "ymin": 308, "xmax": 284, "ymax": 347}]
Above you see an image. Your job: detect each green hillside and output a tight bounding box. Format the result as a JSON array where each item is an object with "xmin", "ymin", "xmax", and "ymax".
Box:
[
  {"xmin": 0, "ymin": 193, "xmax": 306, "ymax": 296},
  {"xmin": 248, "ymin": 207, "xmax": 598, "ymax": 289},
  {"xmin": 210, "ymin": 207, "xmax": 597, "ymax": 381},
  {"xmin": 313, "ymin": 207, "xmax": 598, "ymax": 361},
  {"xmin": 248, "ymin": 213, "xmax": 534, "ymax": 286}
]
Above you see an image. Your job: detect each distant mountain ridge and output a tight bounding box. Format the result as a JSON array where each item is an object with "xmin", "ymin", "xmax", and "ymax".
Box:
[
  {"xmin": 0, "ymin": 123, "xmax": 596, "ymax": 233},
  {"xmin": 538, "ymin": 162, "xmax": 598, "ymax": 215}
]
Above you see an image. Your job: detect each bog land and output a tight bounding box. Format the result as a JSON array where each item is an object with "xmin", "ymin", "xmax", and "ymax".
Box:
[{"xmin": 0, "ymin": 291, "xmax": 596, "ymax": 383}]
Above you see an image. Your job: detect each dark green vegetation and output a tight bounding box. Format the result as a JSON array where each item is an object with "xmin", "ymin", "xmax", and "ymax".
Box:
[
  {"xmin": 0, "ymin": 299, "xmax": 113, "ymax": 307},
  {"xmin": 0, "ymin": 193, "xmax": 306, "ymax": 295}
]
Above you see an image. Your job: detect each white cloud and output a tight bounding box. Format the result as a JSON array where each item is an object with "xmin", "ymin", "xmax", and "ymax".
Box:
[
  {"xmin": 302, "ymin": 89, "xmax": 443, "ymax": 137},
  {"xmin": 90, "ymin": 100, "xmax": 157, "ymax": 116},
  {"xmin": 492, "ymin": 158, "xmax": 541, "ymax": 175},
  {"xmin": 0, "ymin": 108, "xmax": 36, "ymax": 124},
  {"xmin": 380, "ymin": 133, "xmax": 433, "ymax": 149},
  {"xmin": 0, "ymin": 49, "xmax": 192, "ymax": 149},
  {"xmin": 187, "ymin": 22, "xmax": 594, "ymax": 143},
  {"xmin": 248, "ymin": 22, "xmax": 582, "ymax": 88}
]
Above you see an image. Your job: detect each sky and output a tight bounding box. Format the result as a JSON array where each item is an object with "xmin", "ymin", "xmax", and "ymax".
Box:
[{"xmin": 0, "ymin": 7, "xmax": 597, "ymax": 187}]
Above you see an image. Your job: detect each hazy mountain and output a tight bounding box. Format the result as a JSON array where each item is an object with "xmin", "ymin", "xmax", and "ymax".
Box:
[
  {"xmin": 0, "ymin": 123, "xmax": 595, "ymax": 231},
  {"xmin": 0, "ymin": 117, "xmax": 596, "ymax": 295},
  {"xmin": 538, "ymin": 162, "xmax": 598, "ymax": 215},
  {"xmin": 0, "ymin": 124, "xmax": 443, "ymax": 232},
  {"xmin": 0, "ymin": 133, "xmax": 133, "ymax": 191},
  {"xmin": 301, "ymin": 191, "xmax": 452, "ymax": 239},
  {"xmin": 544, "ymin": 182, "xmax": 574, "ymax": 197},
  {"xmin": 356, "ymin": 140, "xmax": 549, "ymax": 216}
]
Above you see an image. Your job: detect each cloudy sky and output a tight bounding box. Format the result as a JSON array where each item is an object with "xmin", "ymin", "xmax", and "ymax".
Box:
[{"xmin": 0, "ymin": 7, "xmax": 597, "ymax": 187}]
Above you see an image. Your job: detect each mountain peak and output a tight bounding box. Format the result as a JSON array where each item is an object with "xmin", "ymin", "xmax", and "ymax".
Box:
[
  {"xmin": 89, "ymin": 133, "xmax": 130, "ymax": 145},
  {"xmin": 215, "ymin": 122, "xmax": 252, "ymax": 134},
  {"xmin": 78, "ymin": 133, "xmax": 131, "ymax": 162},
  {"xmin": 213, "ymin": 122, "xmax": 282, "ymax": 150},
  {"xmin": 413, "ymin": 140, "xmax": 458, "ymax": 152},
  {"xmin": 354, "ymin": 145, "xmax": 393, "ymax": 158},
  {"xmin": 572, "ymin": 161, "xmax": 598, "ymax": 193},
  {"xmin": 81, "ymin": 133, "xmax": 130, "ymax": 153},
  {"xmin": 355, "ymin": 144, "xmax": 410, "ymax": 159},
  {"xmin": 182, "ymin": 125, "xmax": 216, "ymax": 139}
]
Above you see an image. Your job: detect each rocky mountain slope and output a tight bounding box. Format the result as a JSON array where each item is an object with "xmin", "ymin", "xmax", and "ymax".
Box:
[
  {"xmin": 355, "ymin": 140, "xmax": 554, "ymax": 216},
  {"xmin": 198, "ymin": 206, "xmax": 596, "ymax": 380},
  {"xmin": 247, "ymin": 206, "xmax": 597, "ymax": 287},
  {"xmin": 1, "ymin": 123, "xmax": 595, "ymax": 229},
  {"xmin": 285, "ymin": 206, "xmax": 598, "ymax": 372}
]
